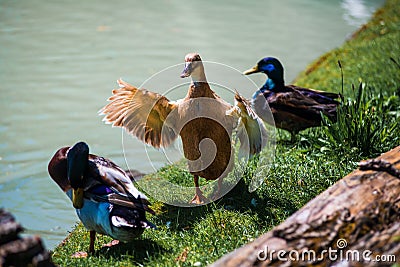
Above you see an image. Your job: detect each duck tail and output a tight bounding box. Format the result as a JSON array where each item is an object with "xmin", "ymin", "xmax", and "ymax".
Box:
[{"xmin": 141, "ymin": 220, "xmax": 157, "ymax": 229}]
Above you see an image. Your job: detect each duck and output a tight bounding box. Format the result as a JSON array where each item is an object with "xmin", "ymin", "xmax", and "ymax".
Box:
[
  {"xmin": 47, "ymin": 141, "xmax": 155, "ymax": 256},
  {"xmin": 243, "ymin": 57, "xmax": 340, "ymax": 141},
  {"xmin": 100, "ymin": 53, "xmax": 266, "ymax": 204}
]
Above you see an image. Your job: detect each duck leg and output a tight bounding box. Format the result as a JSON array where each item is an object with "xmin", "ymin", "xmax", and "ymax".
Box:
[
  {"xmin": 89, "ymin": 230, "xmax": 96, "ymax": 254},
  {"xmin": 211, "ymin": 177, "xmax": 223, "ymax": 201},
  {"xmin": 290, "ymin": 132, "xmax": 296, "ymax": 143},
  {"xmin": 71, "ymin": 230, "xmax": 96, "ymax": 258},
  {"xmin": 190, "ymin": 175, "xmax": 209, "ymax": 204}
]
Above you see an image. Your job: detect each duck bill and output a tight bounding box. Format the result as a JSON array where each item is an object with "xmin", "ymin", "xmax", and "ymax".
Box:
[
  {"xmin": 180, "ymin": 62, "xmax": 192, "ymax": 78},
  {"xmin": 243, "ymin": 65, "xmax": 260, "ymax": 75},
  {"xmin": 72, "ymin": 188, "xmax": 84, "ymax": 209}
]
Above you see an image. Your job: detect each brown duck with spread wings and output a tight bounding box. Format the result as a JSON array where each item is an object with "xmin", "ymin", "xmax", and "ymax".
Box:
[{"xmin": 100, "ymin": 53, "xmax": 266, "ymax": 204}]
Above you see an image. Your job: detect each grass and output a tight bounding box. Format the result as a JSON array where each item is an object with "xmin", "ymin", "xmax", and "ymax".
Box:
[
  {"xmin": 319, "ymin": 80, "xmax": 399, "ymax": 156},
  {"xmin": 52, "ymin": 0, "xmax": 400, "ymax": 265}
]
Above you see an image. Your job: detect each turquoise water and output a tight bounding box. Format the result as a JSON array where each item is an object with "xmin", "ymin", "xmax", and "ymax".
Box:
[{"xmin": 0, "ymin": 0, "xmax": 383, "ymax": 249}]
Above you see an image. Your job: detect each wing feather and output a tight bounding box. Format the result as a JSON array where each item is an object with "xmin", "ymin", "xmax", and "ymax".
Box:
[
  {"xmin": 287, "ymin": 85, "xmax": 340, "ymax": 104},
  {"xmin": 233, "ymin": 93, "xmax": 267, "ymax": 158},
  {"xmin": 100, "ymin": 79, "xmax": 179, "ymax": 148},
  {"xmin": 268, "ymin": 91, "xmax": 337, "ymax": 120},
  {"xmin": 86, "ymin": 155, "xmax": 155, "ymax": 214}
]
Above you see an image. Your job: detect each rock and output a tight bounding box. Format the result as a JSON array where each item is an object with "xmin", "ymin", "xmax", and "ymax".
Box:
[{"xmin": 0, "ymin": 209, "xmax": 55, "ymax": 267}]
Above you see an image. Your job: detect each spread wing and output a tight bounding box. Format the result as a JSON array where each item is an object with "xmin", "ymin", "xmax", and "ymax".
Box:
[
  {"xmin": 228, "ymin": 93, "xmax": 267, "ymax": 158},
  {"xmin": 99, "ymin": 79, "xmax": 179, "ymax": 148}
]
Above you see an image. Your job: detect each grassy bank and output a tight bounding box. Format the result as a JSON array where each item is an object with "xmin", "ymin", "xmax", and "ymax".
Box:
[{"xmin": 52, "ymin": 0, "xmax": 400, "ymax": 266}]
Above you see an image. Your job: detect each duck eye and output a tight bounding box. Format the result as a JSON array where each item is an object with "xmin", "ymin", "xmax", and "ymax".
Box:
[{"xmin": 265, "ymin": 64, "xmax": 275, "ymax": 72}]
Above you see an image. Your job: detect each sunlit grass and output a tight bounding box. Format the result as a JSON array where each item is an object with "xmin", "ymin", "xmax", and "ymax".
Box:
[{"xmin": 319, "ymin": 81, "xmax": 399, "ymax": 157}]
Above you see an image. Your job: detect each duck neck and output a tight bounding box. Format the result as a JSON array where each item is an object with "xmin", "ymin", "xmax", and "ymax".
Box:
[
  {"xmin": 187, "ymin": 81, "xmax": 214, "ymax": 98},
  {"xmin": 261, "ymin": 77, "xmax": 285, "ymax": 92},
  {"xmin": 186, "ymin": 67, "xmax": 214, "ymax": 98},
  {"xmin": 191, "ymin": 65, "xmax": 207, "ymax": 84},
  {"xmin": 48, "ymin": 147, "xmax": 71, "ymax": 192}
]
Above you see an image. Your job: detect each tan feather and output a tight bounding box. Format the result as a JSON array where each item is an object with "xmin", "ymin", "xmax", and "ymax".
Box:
[
  {"xmin": 234, "ymin": 92, "xmax": 267, "ymax": 157},
  {"xmin": 99, "ymin": 79, "xmax": 178, "ymax": 148}
]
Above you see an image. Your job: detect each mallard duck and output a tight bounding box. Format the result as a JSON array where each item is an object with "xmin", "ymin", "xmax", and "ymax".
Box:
[
  {"xmin": 243, "ymin": 57, "xmax": 340, "ymax": 141},
  {"xmin": 48, "ymin": 141, "xmax": 155, "ymax": 256},
  {"xmin": 100, "ymin": 53, "xmax": 266, "ymax": 204}
]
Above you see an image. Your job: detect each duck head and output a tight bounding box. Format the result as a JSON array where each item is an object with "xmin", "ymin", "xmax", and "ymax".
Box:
[
  {"xmin": 67, "ymin": 141, "xmax": 89, "ymax": 209},
  {"xmin": 180, "ymin": 53, "xmax": 206, "ymax": 82},
  {"xmin": 48, "ymin": 146, "xmax": 71, "ymax": 192},
  {"xmin": 243, "ymin": 57, "xmax": 285, "ymax": 90}
]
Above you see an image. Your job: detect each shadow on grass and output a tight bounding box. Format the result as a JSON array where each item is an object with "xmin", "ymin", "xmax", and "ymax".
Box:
[
  {"xmin": 153, "ymin": 177, "xmax": 298, "ymax": 232},
  {"xmin": 94, "ymin": 238, "xmax": 167, "ymax": 264},
  {"xmin": 218, "ymin": 178, "xmax": 298, "ymax": 222}
]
